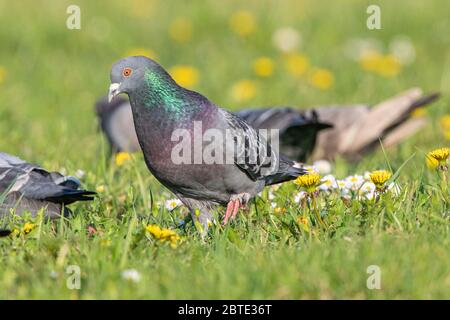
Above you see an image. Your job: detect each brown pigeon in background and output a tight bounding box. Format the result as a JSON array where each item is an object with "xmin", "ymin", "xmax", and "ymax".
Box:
[{"xmin": 95, "ymin": 87, "xmax": 439, "ymax": 162}]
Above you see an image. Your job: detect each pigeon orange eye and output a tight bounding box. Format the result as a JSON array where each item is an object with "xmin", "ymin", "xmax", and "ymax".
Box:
[{"xmin": 123, "ymin": 68, "xmax": 132, "ymax": 77}]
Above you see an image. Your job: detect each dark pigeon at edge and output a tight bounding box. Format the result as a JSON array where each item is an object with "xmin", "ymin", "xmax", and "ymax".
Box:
[{"xmin": 0, "ymin": 152, "xmax": 96, "ymax": 220}]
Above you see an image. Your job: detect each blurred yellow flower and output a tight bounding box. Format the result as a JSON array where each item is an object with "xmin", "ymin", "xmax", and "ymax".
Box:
[
  {"xmin": 296, "ymin": 215, "xmax": 310, "ymax": 232},
  {"xmin": 294, "ymin": 173, "xmax": 321, "ymax": 193},
  {"xmin": 231, "ymin": 80, "xmax": 257, "ymax": 102},
  {"xmin": 96, "ymin": 185, "xmax": 105, "ymax": 193},
  {"xmin": 274, "ymin": 207, "xmax": 286, "ymax": 214},
  {"xmin": 130, "ymin": 0, "xmax": 155, "ymax": 18},
  {"xmin": 169, "ymin": 17, "xmax": 193, "ymax": 43},
  {"xmin": 115, "ymin": 152, "xmax": 131, "ymax": 166},
  {"xmin": 125, "ymin": 48, "xmax": 157, "ymax": 60},
  {"xmin": 359, "ymin": 51, "xmax": 402, "ymax": 77},
  {"xmin": 369, "ymin": 170, "xmax": 392, "ymax": 190},
  {"xmin": 253, "ymin": 57, "xmax": 274, "ymax": 77},
  {"xmin": 426, "ymin": 147, "xmax": 449, "ymax": 170},
  {"xmin": 359, "ymin": 51, "xmax": 383, "ymax": 72},
  {"xmin": 440, "ymin": 115, "xmax": 450, "ymax": 129},
  {"xmin": 376, "ymin": 54, "xmax": 402, "ymax": 77},
  {"xmin": 169, "ymin": 65, "xmax": 199, "ymax": 88},
  {"xmin": 410, "ymin": 107, "xmax": 427, "ymax": 118},
  {"xmin": 440, "ymin": 115, "xmax": 450, "ymax": 140},
  {"xmin": 229, "ymin": 10, "xmax": 255, "ymax": 37},
  {"xmin": 146, "ymin": 224, "xmax": 180, "ymax": 248},
  {"xmin": 23, "ymin": 222, "xmax": 35, "ymax": 234},
  {"xmin": 309, "ymin": 68, "xmax": 334, "ymax": 90},
  {"xmin": 284, "ymin": 53, "xmax": 309, "ymax": 77},
  {"xmin": 0, "ymin": 66, "xmax": 6, "ymax": 85}
]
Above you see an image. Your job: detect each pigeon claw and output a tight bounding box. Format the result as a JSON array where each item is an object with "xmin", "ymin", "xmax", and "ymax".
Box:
[
  {"xmin": 222, "ymin": 199, "xmax": 240, "ymax": 226},
  {"xmin": 222, "ymin": 193, "xmax": 251, "ymax": 225}
]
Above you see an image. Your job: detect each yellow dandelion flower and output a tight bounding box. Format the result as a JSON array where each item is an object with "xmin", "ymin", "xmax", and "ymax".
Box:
[
  {"xmin": 0, "ymin": 66, "xmax": 6, "ymax": 85},
  {"xmin": 169, "ymin": 65, "xmax": 199, "ymax": 88},
  {"xmin": 229, "ymin": 10, "xmax": 256, "ymax": 37},
  {"xmin": 426, "ymin": 148, "xmax": 450, "ymax": 170},
  {"xmin": 426, "ymin": 155, "xmax": 439, "ymax": 170},
  {"xmin": 146, "ymin": 224, "xmax": 180, "ymax": 248},
  {"xmin": 253, "ymin": 57, "xmax": 274, "ymax": 77},
  {"xmin": 125, "ymin": 48, "xmax": 157, "ymax": 60},
  {"xmin": 284, "ymin": 53, "xmax": 309, "ymax": 77},
  {"xmin": 297, "ymin": 216, "xmax": 309, "ymax": 226},
  {"xmin": 169, "ymin": 17, "xmax": 193, "ymax": 43},
  {"xmin": 440, "ymin": 115, "xmax": 450, "ymax": 140},
  {"xmin": 231, "ymin": 79, "xmax": 257, "ymax": 102},
  {"xmin": 359, "ymin": 51, "xmax": 383, "ymax": 72},
  {"xmin": 115, "ymin": 152, "xmax": 132, "ymax": 166},
  {"xmin": 444, "ymin": 131, "xmax": 450, "ymax": 140},
  {"xmin": 369, "ymin": 170, "xmax": 392, "ymax": 190},
  {"xmin": 309, "ymin": 68, "xmax": 334, "ymax": 90},
  {"xmin": 23, "ymin": 222, "xmax": 35, "ymax": 234},
  {"xmin": 410, "ymin": 107, "xmax": 427, "ymax": 118},
  {"xmin": 294, "ymin": 173, "xmax": 321, "ymax": 193},
  {"xmin": 440, "ymin": 115, "xmax": 450, "ymax": 130},
  {"xmin": 376, "ymin": 54, "xmax": 402, "ymax": 77},
  {"xmin": 116, "ymin": 152, "xmax": 132, "ymax": 165},
  {"xmin": 274, "ymin": 207, "xmax": 286, "ymax": 214},
  {"xmin": 96, "ymin": 185, "xmax": 105, "ymax": 193}
]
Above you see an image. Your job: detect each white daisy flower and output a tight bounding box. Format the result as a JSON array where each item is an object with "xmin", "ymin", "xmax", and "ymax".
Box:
[
  {"xmin": 389, "ymin": 35, "xmax": 416, "ymax": 65},
  {"xmin": 303, "ymin": 165, "xmax": 318, "ymax": 174},
  {"xmin": 272, "ymin": 27, "xmax": 301, "ymax": 53},
  {"xmin": 363, "ymin": 171, "xmax": 372, "ymax": 181},
  {"xmin": 319, "ymin": 175, "xmax": 337, "ymax": 191},
  {"xmin": 346, "ymin": 175, "xmax": 364, "ymax": 190},
  {"xmin": 358, "ymin": 182, "xmax": 376, "ymax": 200},
  {"xmin": 75, "ymin": 169, "xmax": 86, "ymax": 179},
  {"xmin": 313, "ymin": 160, "xmax": 332, "ymax": 175},
  {"xmin": 165, "ymin": 199, "xmax": 182, "ymax": 211},
  {"xmin": 271, "ymin": 202, "xmax": 277, "ymax": 208},
  {"xmin": 294, "ymin": 191, "xmax": 307, "ymax": 203},
  {"xmin": 121, "ymin": 269, "xmax": 141, "ymax": 283},
  {"xmin": 337, "ymin": 179, "xmax": 352, "ymax": 195},
  {"xmin": 270, "ymin": 184, "xmax": 281, "ymax": 191}
]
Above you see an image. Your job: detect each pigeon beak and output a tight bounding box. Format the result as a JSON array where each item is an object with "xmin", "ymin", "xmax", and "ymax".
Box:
[{"xmin": 108, "ymin": 83, "xmax": 122, "ymax": 103}]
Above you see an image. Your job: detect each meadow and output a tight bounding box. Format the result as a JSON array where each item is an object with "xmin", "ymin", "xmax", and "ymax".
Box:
[{"xmin": 0, "ymin": 0, "xmax": 449, "ymax": 299}]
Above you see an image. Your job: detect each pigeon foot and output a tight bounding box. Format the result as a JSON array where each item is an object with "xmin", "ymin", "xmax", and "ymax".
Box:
[{"xmin": 222, "ymin": 193, "xmax": 251, "ymax": 225}]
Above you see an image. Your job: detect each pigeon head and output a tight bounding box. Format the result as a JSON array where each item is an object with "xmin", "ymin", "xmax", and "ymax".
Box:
[{"xmin": 108, "ymin": 56, "xmax": 172, "ymax": 103}]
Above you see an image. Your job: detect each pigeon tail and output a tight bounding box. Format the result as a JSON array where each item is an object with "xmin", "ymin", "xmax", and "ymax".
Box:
[
  {"xmin": 264, "ymin": 158, "xmax": 305, "ymax": 186},
  {"xmin": 44, "ymin": 189, "xmax": 96, "ymax": 205}
]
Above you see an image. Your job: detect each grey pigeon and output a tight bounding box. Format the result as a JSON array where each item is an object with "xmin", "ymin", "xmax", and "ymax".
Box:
[
  {"xmin": 95, "ymin": 88, "xmax": 438, "ymax": 162},
  {"xmin": 108, "ymin": 56, "xmax": 305, "ymax": 233},
  {"xmin": 95, "ymin": 95, "xmax": 140, "ymax": 154},
  {"xmin": 0, "ymin": 152, "xmax": 95, "ymax": 219}
]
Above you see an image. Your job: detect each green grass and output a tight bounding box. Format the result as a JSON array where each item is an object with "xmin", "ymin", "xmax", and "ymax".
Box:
[{"xmin": 0, "ymin": 0, "xmax": 449, "ymax": 299}]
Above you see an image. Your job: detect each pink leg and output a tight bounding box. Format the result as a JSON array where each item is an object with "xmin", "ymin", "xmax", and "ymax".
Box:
[
  {"xmin": 231, "ymin": 199, "xmax": 241, "ymax": 220},
  {"xmin": 222, "ymin": 200, "xmax": 235, "ymax": 225}
]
